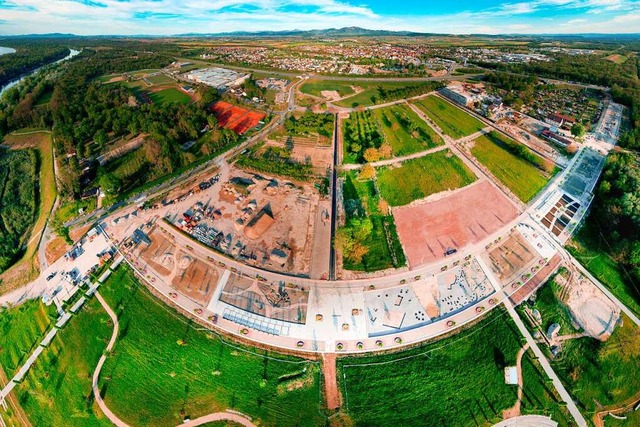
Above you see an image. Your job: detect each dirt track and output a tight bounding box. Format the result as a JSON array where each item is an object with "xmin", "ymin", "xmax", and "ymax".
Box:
[{"xmin": 322, "ymin": 353, "xmax": 342, "ymax": 411}]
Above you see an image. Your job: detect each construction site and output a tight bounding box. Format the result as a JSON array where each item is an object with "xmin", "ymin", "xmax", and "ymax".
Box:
[{"xmin": 163, "ymin": 167, "xmax": 323, "ymax": 276}]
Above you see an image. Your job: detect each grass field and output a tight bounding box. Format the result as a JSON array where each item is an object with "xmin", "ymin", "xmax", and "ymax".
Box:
[
  {"xmin": 299, "ymin": 80, "xmax": 355, "ymax": 98},
  {"xmin": 568, "ymin": 222, "xmax": 640, "ymax": 317},
  {"xmin": 522, "ymin": 274, "xmax": 581, "ymax": 337},
  {"xmin": 34, "ymin": 91, "xmax": 52, "ymax": 107},
  {"xmin": 0, "ymin": 300, "xmax": 55, "ymax": 378},
  {"xmin": 149, "ymin": 88, "xmax": 191, "ymax": 105},
  {"xmin": 340, "ymin": 171, "xmax": 406, "ymax": 271},
  {"xmin": 15, "ymin": 296, "xmax": 112, "ymax": 426},
  {"xmin": 0, "ymin": 131, "xmax": 57, "ymax": 293},
  {"xmin": 520, "ymin": 351, "xmax": 572, "ymax": 426},
  {"xmin": 334, "ymin": 81, "xmax": 439, "ymax": 108},
  {"xmin": 547, "ymin": 314, "xmax": 640, "ymax": 420},
  {"xmin": 146, "ymin": 73, "xmax": 174, "ymax": 85},
  {"xmin": 412, "ymin": 95, "xmax": 486, "ymax": 139},
  {"xmin": 338, "ymin": 309, "xmax": 526, "ymax": 426},
  {"xmin": 471, "ymin": 133, "xmax": 551, "ymax": 202},
  {"xmin": 377, "ymin": 150, "xmax": 477, "ymax": 206},
  {"xmin": 372, "ymin": 104, "xmax": 443, "ymax": 157},
  {"xmin": 98, "ymin": 267, "xmax": 325, "ymax": 427}
]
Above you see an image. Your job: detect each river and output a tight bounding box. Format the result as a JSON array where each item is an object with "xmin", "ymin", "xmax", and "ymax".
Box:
[{"xmin": 0, "ymin": 48, "xmax": 81, "ymax": 97}]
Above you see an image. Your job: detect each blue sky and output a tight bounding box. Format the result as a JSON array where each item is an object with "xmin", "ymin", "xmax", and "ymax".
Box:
[{"xmin": 0, "ymin": 0, "xmax": 638, "ymax": 35}]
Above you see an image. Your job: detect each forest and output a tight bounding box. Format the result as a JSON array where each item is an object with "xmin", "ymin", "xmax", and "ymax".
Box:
[
  {"xmin": 0, "ymin": 39, "xmax": 70, "ymax": 86},
  {"xmin": 0, "ymin": 149, "xmax": 38, "ymax": 273},
  {"xmin": 0, "ymin": 44, "xmax": 238, "ymax": 201},
  {"xmin": 591, "ymin": 152, "xmax": 640, "ymax": 289}
]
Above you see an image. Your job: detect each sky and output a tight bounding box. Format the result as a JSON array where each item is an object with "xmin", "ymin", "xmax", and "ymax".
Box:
[{"xmin": 0, "ymin": 0, "xmax": 639, "ymax": 36}]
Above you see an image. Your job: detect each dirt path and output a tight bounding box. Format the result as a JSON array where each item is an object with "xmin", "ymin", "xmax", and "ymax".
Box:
[
  {"xmin": 502, "ymin": 343, "xmax": 530, "ymax": 420},
  {"xmin": 322, "ymin": 353, "xmax": 342, "ymax": 411},
  {"xmin": 92, "ymin": 292, "xmax": 130, "ymax": 427}
]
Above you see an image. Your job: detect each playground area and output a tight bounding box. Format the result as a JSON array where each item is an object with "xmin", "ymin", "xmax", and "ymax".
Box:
[
  {"xmin": 483, "ymin": 230, "xmax": 539, "ymax": 286},
  {"xmin": 219, "ymin": 273, "xmax": 310, "ymax": 324},
  {"xmin": 171, "ymin": 252, "xmax": 219, "ymax": 303},
  {"xmin": 393, "ymin": 180, "xmax": 520, "ymax": 267},
  {"xmin": 364, "ymin": 259, "xmax": 495, "ymax": 336},
  {"xmin": 211, "ymin": 101, "xmax": 266, "ymax": 135}
]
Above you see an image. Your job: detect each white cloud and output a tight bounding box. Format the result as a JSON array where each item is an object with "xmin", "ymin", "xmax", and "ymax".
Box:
[{"xmin": 0, "ymin": 0, "xmax": 638, "ymax": 34}]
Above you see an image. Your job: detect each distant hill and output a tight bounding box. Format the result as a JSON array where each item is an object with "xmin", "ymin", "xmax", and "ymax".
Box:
[
  {"xmin": 1, "ymin": 27, "xmax": 638, "ymax": 40},
  {"xmin": 175, "ymin": 26, "xmax": 436, "ymax": 38}
]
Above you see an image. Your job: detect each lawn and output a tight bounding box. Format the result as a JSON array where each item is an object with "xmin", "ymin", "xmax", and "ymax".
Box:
[
  {"xmin": 299, "ymin": 80, "xmax": 355, "ymax": 98},
  {"xmin": 567, "ymin": 222, "xmax": 640, "ymax": 317},
  {"xmin": 98, "ymin": 266, "xmax": 325, "ymax": 427},
  {"xmin": 338, "ymin": 309, "xmax": 526, "ymax": 426},
  {"xmin": 471, "ymin": 132, "xmax": 552, "ymax": 203},
  {"xmin": 0, "ymin": 131, "xmax": 57, "ymax": 292},
  {"xmin": 412, "ymin": 95, "xmax": 486, "ymax": 139},
  {"xmin": 15, "ymin": 296, "xmax": 112, "ymax": 427},
  {"xmin": 377, "ymin": 150, "xmax": 477, "ymax": 206},
  {"xmin": 149, "ymin": 88, "xmax": 191, "ymax": 105},
  {"xmin": 372, "ymin": 104, "xmax": 443, "ymax": 157},
  {"xmin": 334, "ymin": 81, "xmax": 441, "ymax": 108},
  {"xmin": 0, "ymin": 300, "xmax": 55, "ymax": 378},
  {"xmin": 340, "ymin": 171, "xmax": 406, "ymax": 272}
]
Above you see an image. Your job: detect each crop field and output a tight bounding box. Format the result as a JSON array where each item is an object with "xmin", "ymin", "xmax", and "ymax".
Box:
[
  {"xmin": 0, "ymin": 300, "xmax": 55, "ymax": 378},
  {"xmin": 340, "ymin": 171, "xmax": 405, "ymax": 272},
  {"xmin": 412, "ymin": 95, "xmax": 486, "ymax": 139},
  {"xmin": 98, "ymin": 267, "xmax": 324, "ymax": 427},
  {"xmin": 334, "ymin": 81, "xmax": 441, "ymax": 108},
  {"xmin": 471, "ymin": 132, "xmax": 552, "ymax": 202},
  {"xmin": 377, "ymin": 150, "xmax": 477, "ymax": 206},
  {"xmin": 338, "ymin": 309, "xmax": 525, "ymax": 426},
  {"xmin": 15, "ymin": 295, "xmax": 112, "ymax": 426},
  {"xmin": 299, "ymin": 80, "xmax": 355, "ymax": 98},
  {"xmin": 149, "ymin": 88, "xmax": 191, "ymax": 105},
  {"xmin": 342, "ymin": 110, "xmax": 384, "ymax": 164},
  {"xmin": 372, "ymin": 104, "xmax": 443, "ymax": 156}
]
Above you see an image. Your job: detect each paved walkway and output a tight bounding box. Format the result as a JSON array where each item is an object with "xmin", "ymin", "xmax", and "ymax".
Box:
[
  {"xmin": 340, "ymin": 144, "xmax": 447, "ymax": 170},
  {"xmin": 180, "ymin": 411, "xmax": 257, "ymax": 427},
  {"xmin": 92, "ymin": 292, "xmax": 130, "ymax": 427},
  {"xmin": 492, "ymin": 414, "xmax": 558, "ymax": 427},
  {"xmin": 503, "ymin": 298, "xmax": 587, "ymax": 427}
]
